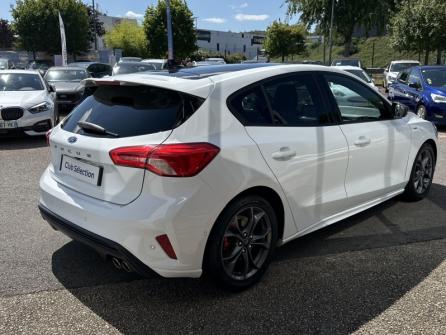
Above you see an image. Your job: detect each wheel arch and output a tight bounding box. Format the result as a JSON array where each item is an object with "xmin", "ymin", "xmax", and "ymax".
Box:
[
  {"xmin": 203, "ymin": 185, "xmax": 286, "ymax": 266},
  {"xmin": 425, "ymin": 138, "xmax": 437, "ymax": 162}
]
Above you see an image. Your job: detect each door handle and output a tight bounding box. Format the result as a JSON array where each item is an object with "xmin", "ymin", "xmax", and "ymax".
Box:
[
  {"xmin": 353, "ymin": 136, "xmax": 371, "ymax": 147},
  {"xmin": 272, "ymin": 147, "xmax": 296, "ymax": 161}
]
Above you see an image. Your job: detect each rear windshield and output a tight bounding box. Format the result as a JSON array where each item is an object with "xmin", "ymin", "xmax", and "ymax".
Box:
[{"xmin": 62, "ymin": 85, "xmax": 204, "ymax": 138}]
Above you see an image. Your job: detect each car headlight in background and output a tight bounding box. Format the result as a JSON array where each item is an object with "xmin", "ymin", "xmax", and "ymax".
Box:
[
  {"xmin": 29, "ymin": 102, "xmax": 52, "ymax": 113},
  {"xmin": 431, "ymin": 93, "xmax": 446, "ymax": 103}
]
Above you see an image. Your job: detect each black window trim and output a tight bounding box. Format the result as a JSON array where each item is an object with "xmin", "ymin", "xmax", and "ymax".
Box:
[
  {"xmin": 226, "ymin": 71, "xmax": 338, "ymax": 128},
  {"xmin": 319, "ymin": 71, "xmax": 395, "ymax": 125}
]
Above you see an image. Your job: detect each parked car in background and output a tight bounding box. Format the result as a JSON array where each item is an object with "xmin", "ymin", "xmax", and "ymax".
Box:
[
  {"xmin": 141, "ymin": 59, "xmax": 168, "ymax": 70},
  {"xmin": 0, "ymin": 70, "xmax": 57, "ymax": 136},
  {"xmin": 112, "ymin": 62, "xmax": 156, "ymax": 76},
  {"xmin": 68, "ymin": 62, "xmax": 112, "ymax": 78},
  {"xmin": 205, "ymin": 57, "xmax": 226, "ymax": 65},
  {"xmin": 331, "ymin": 58, "xmax": 362, "ymax": 68},
  {"xmin": 388, "ymin": 65, "xmax": 446, "ymax": 125},
  {"xmin": 27, "ymin": 60, "xmax": 54, "ymax": 76},
  {"xmin": 118, "ymin": 57, "xmax": 142, "ymax": 63},
  {"xmin": 0, "ymin": 58, "xmax": 15, "ymax": 70},
  {"xmin": 384, "ymin": 60, "xmax": 420, "ymax": 92},
  {"xmin": 40, "ymin": 64, "xmax": 437, "ymax": 290},
  {"xmin": 336, "ymin": 65, "xmax": 378, "ymax": 90},
  {"xmin": 44, "ymin": 66, "xmax": 90, "ymax": 112}
]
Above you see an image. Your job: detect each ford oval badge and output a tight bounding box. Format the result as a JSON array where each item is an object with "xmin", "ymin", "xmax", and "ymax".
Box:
[{"xmin": 68, "ymin": 136, "xmax": 77, "ymax": 144}]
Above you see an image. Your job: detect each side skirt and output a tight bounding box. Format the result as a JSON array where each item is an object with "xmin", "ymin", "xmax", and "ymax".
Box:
[{"xmin": 281, "ymin": 189, "xmax": 405, "ymax": 245}]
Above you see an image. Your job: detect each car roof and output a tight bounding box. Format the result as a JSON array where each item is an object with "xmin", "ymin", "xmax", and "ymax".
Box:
[
  {"xmin": 114, "ymin": 62, "xmax": 155, "ymax": 67},
  {"xmin": 84, "ymin": 63, "xmax": 365, "ymax": 99},
  {"xmin": 417, "ymin": 65, "xmax": 446, "ymax": 70},
  {"xmin": 47, "ymin": 66, "xmax": 88, "ymax": 71},
  {"xmin": 334, "ymin": 65, "xmax": 364, "ymax": 70},
  {"xmin": 0, "ymin": 69, "xmax": 41, "ymax": 75},
  {"xmin": 154, "ymin": 63, "xmax": 278, "ymax": 78},
  {"xmin": 390, "ymin": 60, "xmax": 420, "ymax": 64}
]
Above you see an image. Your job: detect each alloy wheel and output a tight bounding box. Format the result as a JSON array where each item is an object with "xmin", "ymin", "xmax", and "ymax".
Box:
[
  {"xmin": 413, "ymin": 148, "xmax": 433, "ymax": 194},
  {"xmin": 220, "ymin": 206, "xmax": 272, "ymax": 281}
]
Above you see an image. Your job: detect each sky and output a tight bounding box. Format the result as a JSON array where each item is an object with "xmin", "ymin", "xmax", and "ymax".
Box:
[{"xmin": 1, "ymin": 1, "xmax": 299, "ymax": 32}]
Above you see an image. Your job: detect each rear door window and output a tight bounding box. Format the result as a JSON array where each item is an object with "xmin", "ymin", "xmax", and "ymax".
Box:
[
  {"xmin": 62, "ymin": 85, "xmax": 204, "ymax": 138},
  {"xmin": 263, "ymin": 74, "xmax": 329, "ymax": 126}
]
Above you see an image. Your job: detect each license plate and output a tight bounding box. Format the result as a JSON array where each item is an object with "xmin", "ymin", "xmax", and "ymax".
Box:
[
  {"xmin": 0, "ymin": 121, "xmax": 18, "ymax": 129},
  {"xmin": 60, "ymin": 155, "xmax": 102, "ymax": 186}
]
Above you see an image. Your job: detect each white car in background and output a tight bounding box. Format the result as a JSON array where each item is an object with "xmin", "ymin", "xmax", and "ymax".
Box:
[
  {"xmin": 384, "ymin": 60, "xmax": 420, "ymax": 91},
  {"xmin": 40, "ymin": 64, "xmax": 437, "ymax": 289},
  {"xmin": 141, "ymin": 59, "xmax": 168, "ymax": 70},
  {"xmin": 336, "ymin": 65, "xmax": 378, "ymax": 91},
  {"xmin": 0, "ymin": 70, "xmax": 56, "ymax": 136}
]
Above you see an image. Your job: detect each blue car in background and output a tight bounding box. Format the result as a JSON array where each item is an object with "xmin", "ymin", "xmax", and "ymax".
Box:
[{"xmin": 389, "ymin": 65, "xmax": 446, "ymax": 125}]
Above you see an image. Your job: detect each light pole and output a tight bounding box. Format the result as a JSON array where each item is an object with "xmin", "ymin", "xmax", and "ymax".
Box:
[
  {"xmin": 166, "ymin": 0, "xmax": 175, "ymax": 69},
  {"xmin": 92, "ymin": 0, "xmax": 97, "ymax": 51},
  {"xmin": 328, "ymin": 0, "xmax": 335, "ymax": 65}
]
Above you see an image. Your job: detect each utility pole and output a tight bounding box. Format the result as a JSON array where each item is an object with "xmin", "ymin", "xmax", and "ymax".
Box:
[
  {"xmin": 328, "ymin": 0, "xmax": 335, "ymax": 65},
  {"xmin": 92, "ymin": 0, "xmax": 97, "ymax": 51},
  {"xmin": 166, "ymin": 0, "xmax": 175, "ymax": 69}
]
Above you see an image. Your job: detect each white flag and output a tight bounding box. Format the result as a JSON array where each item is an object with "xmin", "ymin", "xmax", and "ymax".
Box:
[{"xmin": 58, "ymin": 12, "xmax": 67, "ymax": 66}]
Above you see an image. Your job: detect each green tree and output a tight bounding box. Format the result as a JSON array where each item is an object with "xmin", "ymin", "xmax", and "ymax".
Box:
[
  {"xmin": 264, "ymin": 21, "xmax": 307, "ymax": 62},
  {"xmin": 105, "ymin": 21, "xmax": 148, "ymax": 58},
  {"xmin": 390, "ymin": 0, "xmax": 446, "ymax": 65},
  {"xmin": 86, "ymin": 5, "xmax": 105, "ymax": 47},
  {"xmin": 143, "ymin": 0, "xmax": 197, "ymax": 60},
  {"xmin": 0, "ymin": 19, "xmax": 15, "ymax": 49},
  {"xmin": 11, "ymin": 0, "xmax": 89, "ymax": 58},
  {"xmin": 286, "ymin": 0, "xmax": 398, "ymax": 56}
]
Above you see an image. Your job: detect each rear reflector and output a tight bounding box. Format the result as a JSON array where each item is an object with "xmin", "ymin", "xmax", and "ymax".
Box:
[
  {"xmin": 156, "ymin": 234, "xmax": 177, "ymax": 259},
  {"xmin": 109, "ymin": 143, "xmax": 220, "ymax": 177}
]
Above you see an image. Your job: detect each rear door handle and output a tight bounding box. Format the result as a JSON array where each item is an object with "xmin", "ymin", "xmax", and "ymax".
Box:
[
  {"xmin": 353, "ymin": 136, "xmax": 371, "ymax": 147},
  {"xmin": 272, "ymin": 147, "xmax": 296, "ymax": 161}
]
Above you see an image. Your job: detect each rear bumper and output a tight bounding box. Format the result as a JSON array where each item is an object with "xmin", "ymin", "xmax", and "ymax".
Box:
[
  {"xmin": 38, "ymin": 165, "xmax": 222, "ymax": 278},
  {"xmin": 39, "ymin": 204, "xmax": 156, "ymax": 277}
]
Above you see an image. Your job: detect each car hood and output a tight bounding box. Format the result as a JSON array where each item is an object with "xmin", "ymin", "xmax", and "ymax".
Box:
[
  {"xmin": 387, "ymin": 71, "xmax": 399, "ymax": 77},
  {"xmin": 48, "ymin": 81, "xmax": 84, "ymax": 93},
  {"xmin": 0, "ymin": 90, "xmax": 48, "ymax": 109},
  {"xmin": 429, "ymin": 86, "xmax": 446, "ymax": 95}
]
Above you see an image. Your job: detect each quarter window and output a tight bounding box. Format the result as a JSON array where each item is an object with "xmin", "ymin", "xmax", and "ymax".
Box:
[
  {"xmin": 325, "ymin": 73, "xmax": 392, "ymax": 123},
  {"xmin": 229, "ymin": 86, "xmax": 273, "ymax": 125}
]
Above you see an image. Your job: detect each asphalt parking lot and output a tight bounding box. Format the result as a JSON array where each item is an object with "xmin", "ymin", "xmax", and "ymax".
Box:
[{"xmin": 0, "ymin": 128, "xmax": 445, "ymax": 334}]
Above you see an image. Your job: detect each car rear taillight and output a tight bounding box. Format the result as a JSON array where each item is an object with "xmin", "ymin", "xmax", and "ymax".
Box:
[
  {"xmin": 109, "ymin": 143, "xmax": 220, "ymax": 177},
  {"xmin": 45, "ymin": 129, "xmax": 52, "ymax": 145}
]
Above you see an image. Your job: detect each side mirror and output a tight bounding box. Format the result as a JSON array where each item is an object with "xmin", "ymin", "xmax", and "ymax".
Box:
[
  {"xmin": 49, "ymin": 84, "xmax": 56, "ymax": 93},
  {"xmin": 408, "ymin": 81, "xmax": 421, "ymax": 90},
  {"xmin": 392, "ymin": 102, "xmax": 409, "ymax": 118}
]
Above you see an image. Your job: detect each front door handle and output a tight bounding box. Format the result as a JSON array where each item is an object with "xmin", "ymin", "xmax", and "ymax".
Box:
[
  {"xmin": 353, "ymin": 136, "xmax": 371, "ymax": 147},
  {"xmin": 272, "ymin": 147, "xmax": 296, "ymax": 161}
]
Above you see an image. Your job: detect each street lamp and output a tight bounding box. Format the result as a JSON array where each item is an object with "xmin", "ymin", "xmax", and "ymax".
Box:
[
  {"xmin": 327, "ymin": 0, "xmax": 335, "ymax": 65},
  {"xmin": 166, "ymin": 0, "xmax": 175, "ymax": 69}
]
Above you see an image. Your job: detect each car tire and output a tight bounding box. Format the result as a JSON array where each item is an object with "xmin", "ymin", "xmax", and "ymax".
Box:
[
  {"xmin": 416, "ymin": 104, "xmax": 427, "ymax": 120},
  {"xmin": 205, "ymin": 195, "xmax": 278, "ymax": 290},
  {"xmin": 403, "ymin": 143, "xmax": 435, "ymax": 201}
]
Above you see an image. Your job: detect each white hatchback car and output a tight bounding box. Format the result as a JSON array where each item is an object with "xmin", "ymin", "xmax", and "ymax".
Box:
[
  {"xmin": 0, "ymin": 70, "xmax": 57, "ymax": 136},
  {"xmin": 39, "ymin": 64, "xmax": 437, "ymax": 289}
]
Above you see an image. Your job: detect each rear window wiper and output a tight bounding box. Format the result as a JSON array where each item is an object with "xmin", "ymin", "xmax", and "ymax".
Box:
[{"xmin": 77, "ymin": 121, "xmax": 119, "ymax": 137}]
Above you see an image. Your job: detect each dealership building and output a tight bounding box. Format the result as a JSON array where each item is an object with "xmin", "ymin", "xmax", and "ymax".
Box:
[{"xmin": 196, "ymin": 29, "xmax": 265, "ymax": 60}]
